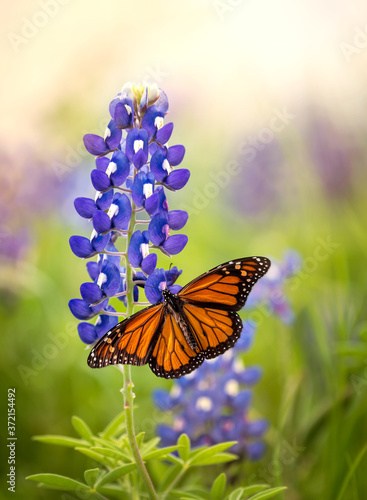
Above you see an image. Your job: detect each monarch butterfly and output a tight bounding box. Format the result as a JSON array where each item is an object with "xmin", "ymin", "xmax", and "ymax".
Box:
[{"xmin": 88, "ymin": 256, "xmax": 270, "ymax": 378}]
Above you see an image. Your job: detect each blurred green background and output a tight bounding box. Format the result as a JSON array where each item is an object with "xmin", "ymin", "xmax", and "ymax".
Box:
[{"xmin": 1, "ymin": 1, "xmax": 367, "ymax": 498}]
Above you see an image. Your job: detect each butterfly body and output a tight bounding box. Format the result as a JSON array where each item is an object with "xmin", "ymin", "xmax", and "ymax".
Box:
[
  {"xmin": 161, "ymin": 288, "xmax": 198, "ymax": 350},
  {"xmin": 88, "ymin": 257, "xmax": 271, "ymax": 378}
]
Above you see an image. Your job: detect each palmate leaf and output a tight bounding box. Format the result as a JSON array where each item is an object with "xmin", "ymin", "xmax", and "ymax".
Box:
[
  {"xmin": 26, "ymin": 473, "xmax": 89, "ymax": 492},
  {"xmin": 90, "ymin": 446, "xmax": 131, "ymax": 461},
  {"xmin": 241, "ymin": 484, "xmax": 269, "ymax": 496},
  {"xmin": 142, "ymin": 445, "xmax": 182, "ymax": 461},
  {"xmin": 95, "ymin": 463, "xmax": 137, "ymax": 487},
  {"xmin": 211, "ymin": 473, "xmax": 227, "ymax": 500},
  {"xmin": 84, "ymin": 468, "xmax": 100, "ymax": 487},
  {"xmin": 72, "ymin": 416, "xmax": 94, "ymax": 442},
  {"xmin": 140, "ymin": 436, "xmax": 161, "ymax": 455},
  {"xmin": 228, "ymin": 488, "xmax": 245, "ymax": 500},
  {"xmin": 178, "ymin": 433, "xmax": 191, "ymax": 462},
  {"xmin": 75, "ymin": 447, "xmax": 111, "ymax": 466},
  {"xmin": 247, "ymin": 486, "xmax": 287, "ymax": 499},
  {"xmin": 188, "ymin": 442, "xmax": 237, "ymax": 466},
  {"xmin": 32, "ymin": 435, "xmax": 90, "ymax": 448}
]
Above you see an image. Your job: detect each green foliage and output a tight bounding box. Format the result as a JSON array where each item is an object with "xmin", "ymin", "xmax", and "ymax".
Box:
[{"xmin": 27, "ymin": 414, "xmax": 285, "ymax": 500}]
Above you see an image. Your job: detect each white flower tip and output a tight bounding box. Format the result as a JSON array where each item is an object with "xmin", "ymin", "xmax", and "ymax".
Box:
[
  {"xmin": 134, "ymin": 140, "xmax": 144, "ymax": 153},
  {"xmin": 140, "ymin": 243, "xmax": 150, "ymax": 259},
  {"xmin": 107, "ymin": 203, "xmax": 119, "ymax": 219},
  {"xmin": 154, "ymin": 116, "xmax": 164, "ymax": 130},
  {"xmin": 196, "ymin": 396, "xmax": 213, "ymax": 412},
  {"xmin": 143, "ymin": 183, "xmax": 153, "ymax": 199},
  {"xmin": 97, "ymin": 272, "xmax": 108, "ymax": 288},
  {"xmin": 106, "ymin": 161, "xmax": 117, "ymax": 178}
]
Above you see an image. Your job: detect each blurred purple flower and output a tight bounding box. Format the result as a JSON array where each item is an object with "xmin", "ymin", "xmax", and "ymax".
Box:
[{"xmin": 153, "ymin": 321, "xmax": 268, "ymax": 460}]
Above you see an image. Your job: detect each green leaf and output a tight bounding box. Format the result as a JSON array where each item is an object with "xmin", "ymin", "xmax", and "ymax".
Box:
[
  {"xmin": 188, "ymin": 441, "xmax": 237, "ymax": 466},
  {"xmin": 178, "ymin": 434, "xmax": 191, "ymax": 462},
  {"xmin": 72, "ymin": 416, "xmax": 93, "ymax": 442},
  {"xmin": 143, "ymin": 445, "xmax": 182, "ymax": 461},
  {"xmin": 136, "ymin": 431, "xmax": 145, "ymax": 448},
  {"xmin": 84, "ymin": 468, "xmax": 100, "ymax": 487},
  {"xmin": 196, "ymin": 452, "xmax": 237, "ymax": 466},
  {"xmin": 96, "ymin": 463, "xmax": 137, "ymax": 487},
  {"xmin": 336, "ymin": 443, "xmax": 367, "ymax": 500},
  {"xmin": 228, "ymin": 488, "xmax": 244, "ymax": 500},
  {"xmin": 140, "ymin": 436, "xmax": 160, "ymax": 455},
  {"xmin": 249, "ymin": 486, "xmax": 287, "ymax": 499},
  {"xmin": 241, "ymin": 484, "xmax": 269, "ymax": 496},
  {"xmin": 98, "ymin": 484, "xmax": 131, "ymax": 499},
  {"xmin": 211, "ymin": 473, "xmax": 227, "ymax": 500},
  {"xmin": 26, "ymin": 473, "xmax": 89, "ymax": 492},
  {"xmin": 32, "ymin": 435, "xmax": 89, "ymax": 448},
  {"xmin": 91, "ymin": 446, "xmax": 131, "ymax": 461},
  {"xmin": 101, "ymin": 411, "xmax": 126, "ymax": 439},
  {"xmin": 75, "ymin": 447, "xmax": 110, "ymax": 466},
  {"xmin": 93, "ymin": 437, "xmax": 132, "ymax": 459}
]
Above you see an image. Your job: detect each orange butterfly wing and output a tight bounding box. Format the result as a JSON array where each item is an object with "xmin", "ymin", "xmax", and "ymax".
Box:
[
  {"xmin": 182, "ymin": 305, "xmax": 242, "ymax": 359},
  {"xmin": 178, "ymin": 257, "xmax": 271, "ymax": 311},
  {"xmin": 149, "ymin": 313, "xmax": 204, "ymax": 379},
  {"xmin": 87, "ymin": 303, "xmax": 164, "ymax": 368}
]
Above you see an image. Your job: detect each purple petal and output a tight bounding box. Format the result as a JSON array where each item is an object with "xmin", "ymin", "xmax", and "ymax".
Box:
[
  {"xmin": 105, "ymin": 120, "xmax": 122, "ymax": 150},
  {"xmin": 167, "ymin": 145, "xmax": 185, "ymax": 166},
  {"xmin": 69, "ymin": 299, "xmax": 94, "ymax": 320},
  {"xmin": 113, "ymin": 101, "xmax": 133, "ymax": 128},
  {"xmin": 96, "ymin": 157, "xmax": 109, "ymax": 172},
  {"xmin": 149, "ymin": 212, "xmax": 169, "ymax": 246},
  {"xmin": 91, "ymin": 169, "xmax": 111, "ymax": 191},
  {"xmin": 145, "ymin": 191, "xmax": 159, "ymax": 215},
  {"xmin": 80, "ymin": 282, "xmax": 104, "ymax": 304},
  {"xmin": 83, "ymin": 134, "xmax": 108, "ymax": 156},
  {"xmin": 238, "ymin": 367, "xmax": 263, "ymax": 385},
  {"xmin": 141, "ymin": 253, "xmax": 157, "ymax": 275},
  {"xmin": 78, "ymin": 323, "xmax": 97, "ymax": 344},
  {"xmin": 69, "ymin": 236, "xmax": 95, "ymax": 258},
  {"xmin": 156, "ymin": 122, "xmax": 173, "ymax": 145},
  {"xmin": 232, "ymin": 390, "xmax": 253, "ymax": 410},
  {"xmin": 169, "ymin": 284, "xmax": 182, "ymax": 294},
  {"xmin": 125, "ymin": 128, "xmax": 138, "ymax": 162},
  {"xmin": 95, "ymin": 308, "xmax": 119, "ymax": 339},
  {"xmin": 144, "ymin": 269, "xmax": 166, "ymax": 304},
  {"xmin": 168, "ymin": 210, "xmax": 188, "ymax": 230},
  {"xmin": 127, "ymin": 230, "xmax": 144, "ymax": 267},
  {"xmin": 74, "ymin": 197, "xmax": 97, "ymax": 219},
  {"xmin": 99, "ymin": 261, "xmax": 121, "ymax": 297},
  {"xmin": 95, "ymin": 190, "xmax": 114, "ymax": 211},
  {"xmin": 110, "ymin": 193, "xmax": 132, "ymax": 230},
  {"xmin": 87, "ymin": 261, "xmax": 99, "ymax": 281},
  {"xmin": 165, "ymin": 169, "xmax": 190, "ymax": 190},
  {"xmin": 90, "ymin": 232, "xmax": 110, "ymax": 253},
  {"xmin": 109, "ymin": 151, "xmax": 130, "ymax": 186},
  {"xmin": 134, "ymin": 148, "xmax": 148, "ymax": 170},
  {"xmin": 244, "ymin": 419, "xmax": 269, "ymax": 438},
  {"xmin": 93, "ymin": 210, "xmax": 111, "ymax": 233},
  {"xmin": 245, "ymin": 442, "xmax": 267, "ymax": 461},
  {"xmin": 91, "ymin": 298, "xmax": 109, "ymax": 315},
  {"xmin": 155, "ymin": 90, "xmax": 169, "ymax": 113},
  {"xmin": 150, "ymin": 150, "xmax": 167, "ymax": 183},
  {"xmin": 162, "ymin": 235, "xmax": 188, "ymax": 255}
]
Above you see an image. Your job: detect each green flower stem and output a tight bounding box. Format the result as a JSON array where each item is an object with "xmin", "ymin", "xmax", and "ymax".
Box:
[{"xmin": 119, "ymin": 198, "xmax": 158, "ymax": 500}]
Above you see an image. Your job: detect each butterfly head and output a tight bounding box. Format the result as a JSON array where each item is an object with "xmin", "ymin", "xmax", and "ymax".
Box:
[{"xmin": 162, "ymin": 287, "xmax": 174, "ymax": 302}]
